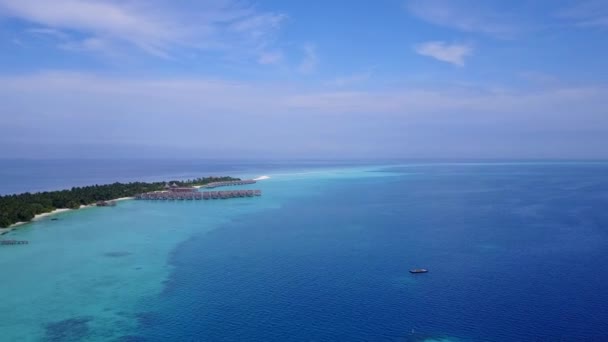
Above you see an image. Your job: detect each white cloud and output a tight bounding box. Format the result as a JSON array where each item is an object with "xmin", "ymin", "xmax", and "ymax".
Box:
[
  {"xmin": 2, "ymin": 71, "xmax": 608, "ymax": 158},
  {"xmin": 230, "ymin": 12, "xmax": 287, "ymax": 40},
  {"xmin": 556, "ymin": 0, "xmax": 608, "ymax": 29},
  {"xmin": 518, "ymin": 71, "xmax": 561, "ymax": 86},
  {"xmin": 297, "ymin": 44, "xmax": 319, "ymax": 74},
  {"xmin": 257, "ymin": 50, "xmax": 284, "ymax": 65},
  {"xmin": 1, "ymin": 71, "xmax": 607, "ymax": 120},
  {"xmin": 0, "ymin": 0, "xmax": 287, "ymax": 59},
  {"xmin": 324, "ymin": 71, "xmax": 373, "ymax": 87},
  {"xmin": 26, "ymin": 27, "xmax": 69, "ymax": 39},
  {"xmin": 414, "ymin": 41, "xmax": 472, "ymax": 66},
  {"xmin": 405, "ymin": 0, "xmax": 521, "ymax": 38}
]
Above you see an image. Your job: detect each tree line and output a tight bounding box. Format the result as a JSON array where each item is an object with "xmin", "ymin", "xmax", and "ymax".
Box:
[{"xmin": 0, "ymin": 176, "xmax": 239, "ymax": 228}]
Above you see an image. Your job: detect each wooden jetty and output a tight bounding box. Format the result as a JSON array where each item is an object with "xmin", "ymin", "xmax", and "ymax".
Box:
[
  {"xmin": 1, "ymin": 240, "xmax": 29, "ymax": 245},
  {"xmin": 203, "ymin": 180, "xmax": 256, "ymax": 189},
  {"xmin": 135, "ymin": 189, "xmax": 261, "ymax": 201},
  {"xmin": 135, "ymin": 191, "xmax": 203, "ymax": 200},
  {"xmin": 202, "ymin": 189, "xmax": 262, "ymax": 199}
]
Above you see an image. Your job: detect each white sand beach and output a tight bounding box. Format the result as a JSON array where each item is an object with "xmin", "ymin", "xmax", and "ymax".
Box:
[
  {"xmin": 113, "ymin": 197, "xmax": 133, "ymax": 202},
  {"xmin": 7, "ymin": 208, "xmax": 72, "ymax": 230},
  {"xmin": 3, "ymin": 197, "xmax": 134, "ymax": 232}
]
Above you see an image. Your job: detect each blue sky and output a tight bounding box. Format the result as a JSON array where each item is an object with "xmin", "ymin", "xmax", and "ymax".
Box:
[{"xmin": 1, "ymin": 0, "xmax": 607, "ymax": 159}]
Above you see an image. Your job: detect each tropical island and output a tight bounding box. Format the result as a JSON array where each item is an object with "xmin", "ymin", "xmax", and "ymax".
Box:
[{"xmin": 0, "ymin": 176, "xmax": 239, "ymax": 228}]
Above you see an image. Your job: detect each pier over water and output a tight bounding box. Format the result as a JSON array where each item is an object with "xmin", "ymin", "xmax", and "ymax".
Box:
[
  {"xmin": 203, "ymin": 180, "xmax": 256, "ymax": 189},
  {"xmin": 134, "ymin": 180, "xmax": 261, "ymax": 200},
  {"xmin": 1, "ymin": 240, "xmax": 29, "ymax": 245},
  {"xmin": 135, "ymin": 189, "xmax": 261, "ymax": 200}
]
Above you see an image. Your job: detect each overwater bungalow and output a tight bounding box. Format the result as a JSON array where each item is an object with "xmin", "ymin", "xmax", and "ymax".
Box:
[
  {"xmin": 204, "ymin": 179, "xmax": 257, "ymax": 189},
  {"xmin": 0, "ymin": 240, "xmax": 29, "ymax": 245},
  {"xmin": 135, "ymin": 189, "xmax": 261, "ymax": 201}
]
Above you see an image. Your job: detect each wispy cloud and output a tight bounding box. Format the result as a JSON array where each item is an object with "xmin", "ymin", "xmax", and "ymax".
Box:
[
  {"xmin": 556, "ymin": 0, "xmax": 608, "ymax": 29},
  {"xmin": 257, "ymin": 50, "xmax": 284, "ymax": 65},
  {"xmin": 518, "ymin": 71, "xmax": 561, "ymax": 87},
  {"xmin": 229, "ymin": 12, "xmax": 287, "ymax": 40},
  {"xmin": 405, "ymin": 0, "xmax": 521, "ymax": 38},
  {"xmin": 2, "ymin": 71, "xmax": 608, "ymax": 158},
  {"xmin": 26, "ymin": 27, "xmax": 69, "ymax": 39},
  {"xmin": 324, "ymin": 71, "xmax": 373, "ymax": 87},
  {"xmin": 2, "ymin": 71, "xmax": 607, "ymax": 120},
  {"xmin": 297, "ymin": 44, "xmax": 319, "ymax": 74},
  {"xmin": 11, "ymin": 38, "xmax": 24, "ymax": 46},
  {"xmin": 414, "ymin": 41, "xmax": 472, "ymax": 66},
  {"xmin": 0, "ymin": 0, "xmax": 287, "ymax": 59}
]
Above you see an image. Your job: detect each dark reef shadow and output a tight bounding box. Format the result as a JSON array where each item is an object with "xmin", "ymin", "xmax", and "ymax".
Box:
[
  {"xmin": 116, "ymin": 335, "xmax": 149, "ymax": 342},
  {"xmin": 103, "ymin": 251, "xmax": 133, "ymax": 258},
  {"xmin": 44, "ymin": 316, "xmax": 93, "ymax": 342}
]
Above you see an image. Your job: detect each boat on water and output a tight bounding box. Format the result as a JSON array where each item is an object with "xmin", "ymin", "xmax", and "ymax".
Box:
[{"xmin": 409, "ymin": 268, "xmax": 428, "ymax": 274}]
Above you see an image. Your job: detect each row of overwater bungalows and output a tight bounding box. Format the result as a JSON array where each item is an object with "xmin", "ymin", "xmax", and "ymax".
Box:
[
  {"xmin": 202, "ymin": 190, "xmax": 261, "ymax": 199},
  {"xmin": 135, "ymin": 190, "xmax": 261, "ymax": 200},
  {"xmin": 1, "ymin": 240, "xmax": 29, "ymax": 245},
  {"xmin": 135, "ymin": 191, "xmax": 204, "ymax": 200},
  {"xmin": 203, "ymin": 180, "xmax": 256, "ymax": 188}
]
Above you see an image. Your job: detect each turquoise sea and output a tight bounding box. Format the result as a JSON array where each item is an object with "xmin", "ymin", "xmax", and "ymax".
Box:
[{"xmin": 1, "ymin": 161, "xmax": 608, "ymax": 341}]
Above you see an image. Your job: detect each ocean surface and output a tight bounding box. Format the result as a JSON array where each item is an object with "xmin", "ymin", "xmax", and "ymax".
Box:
[
  {"xmin": 1, "ymin": 160, "xmax": 608, "ymax": 341},
  {"xmin": 0, "ymin": 159, "xmax": 376, "ymax": 195}
]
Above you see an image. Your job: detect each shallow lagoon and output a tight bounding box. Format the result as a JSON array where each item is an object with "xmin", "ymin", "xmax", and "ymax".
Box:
[{"xmin": 2, "ymin": 163, "xmax": 608, "ymax": 341}]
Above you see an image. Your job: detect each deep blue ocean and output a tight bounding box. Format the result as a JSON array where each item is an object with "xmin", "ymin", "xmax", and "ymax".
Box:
[{"xmin": 1, "ymin": 160, "xmax": 608, "ymax": 341}]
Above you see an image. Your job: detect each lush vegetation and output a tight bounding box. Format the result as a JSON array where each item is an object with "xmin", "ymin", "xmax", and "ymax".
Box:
[{"xmin": 0, "ymin": 176, "xmax": 239, "ymax": 228}]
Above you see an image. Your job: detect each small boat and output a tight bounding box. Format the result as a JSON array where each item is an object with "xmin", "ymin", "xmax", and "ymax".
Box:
[
  {"xmin": 51, "ymin": 218, "xmax": 59, "ymax": 221},
  {"xmin": 409, "ymin": 268, "xmax": 428, "ymax": 274}
]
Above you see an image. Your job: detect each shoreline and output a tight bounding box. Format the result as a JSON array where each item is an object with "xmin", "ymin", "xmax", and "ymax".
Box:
[
  {"xmin": 1, "ymin": 176, "xmax": 256, "ymax": 235},
  {"xmin": 1, "ymin": 197, "xmax": 133, "ymax": 235},
  {"xmin": 0, "ymin": 176, "xmax": 239, "ymax": 234}
]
